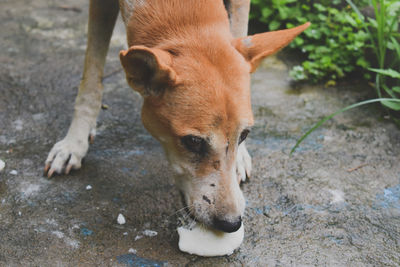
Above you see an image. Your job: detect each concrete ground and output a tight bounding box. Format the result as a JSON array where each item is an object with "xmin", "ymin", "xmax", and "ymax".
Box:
[{"xmin": 1, "ymin": 0, "xmax": 399, "ymax": 266}]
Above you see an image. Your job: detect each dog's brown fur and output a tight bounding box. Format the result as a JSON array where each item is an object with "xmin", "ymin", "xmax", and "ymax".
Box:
[{"xmin": 45, "ymin": 0, "xmax": 309, "ymax": 232}]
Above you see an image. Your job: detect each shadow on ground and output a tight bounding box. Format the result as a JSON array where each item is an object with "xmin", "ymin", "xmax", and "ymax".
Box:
[{"xmin": 1, "ymin": 0, "xmax": 399, "ymax": 266}]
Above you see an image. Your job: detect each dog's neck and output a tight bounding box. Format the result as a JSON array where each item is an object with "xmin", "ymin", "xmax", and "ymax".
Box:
[{"xmin": 121, "ymin": 0, "xmax": 232, "ymax": 49}]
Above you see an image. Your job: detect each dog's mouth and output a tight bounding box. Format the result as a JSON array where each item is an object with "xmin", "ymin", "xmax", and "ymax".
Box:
[
  {"xmin": 178, "ymin": 190, "xmax": 197, "ymax": 219},
  {"xmin": 177, "ymin": 189, "xmax": 243, "ymax": 233},
  {"xmin": 177, "ymin": 190, "xmax": 201, "ymax": 227}
]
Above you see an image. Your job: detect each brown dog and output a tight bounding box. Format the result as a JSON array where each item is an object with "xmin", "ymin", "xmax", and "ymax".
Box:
[{"xmin": 44, "ymin": 0, "xmax": 309, "ymax": 233}]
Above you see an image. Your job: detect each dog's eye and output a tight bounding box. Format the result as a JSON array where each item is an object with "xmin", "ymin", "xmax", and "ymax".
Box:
[
  {"xmin": 238, "ymin": 129, "xmax": 250, "ymax": 145},
  {"xmin": 181, "ymin": 135, "xmax": 207, "ymax": 155}
]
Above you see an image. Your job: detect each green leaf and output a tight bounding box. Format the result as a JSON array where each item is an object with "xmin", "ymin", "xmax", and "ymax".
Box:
[
  {"xmin": 261, "ymin": 7, "xmax": 273, "ymax": 19},
  {"xmin": 369, "ymin": 68, "xmax": 400, "ymax": 78},
  {"xmin": 313, "ymin": 3, "xmax": 326, "ymax": 12},
  {"xmin": 393, "ymin": 86, "xmax": 400, "ymax": 93},
  {"xmin": 381, "ymin": 100, "xmax": 400, "ymax": 110},
  {"xmin": 382, "ymin": 84, "xmax": 397, "ymax": 98},
  {"xmin": 269, "ymin": 20, "xmax": 281, "ymax": 30},
  {"xmin": 328, "ymin": 8, "xmax": 339, "ymax": 15},
  {"xmin": 344, "ymin": 13, "xmax": 357, "ymax": 26},
  {"xmin": 294, "ymin": 37, "xmax": 304, "ymax": 46},
  {"xmin": 389, "ymin": 37, "xmax": 400, "ymax": 58},
  {"xmin": 387, "ymin": 1, "xmax": 400, "ymax": 17},
  {"xmin": 321, "ymin": 56, "xmax": 332, "ymax": 65},
  {"xmin": 356, "ymin": 58, "xmax": 368, "ymax": 68},
  {"xmin": 301, "ymin": 4, "xmax": 310, "ymax": 11},
  {"xmin": 317, "ymin": 14, "xmax": 327, "ymax": 21},
  {"xmin": 345, "ymin": 0, "xmax": 364, "ymax": 20},
  {"xmin": 286, "ymin": 22, "xmax": 294, "ymax": 28},
  {"xmin": 278, "ymin": 7, "xmax": 289, "ymax": 19},
  {"xmin": 363, "ymin": 73, "xmax": 372, "ymax": 80},
  {"xmin": 367, "ymin": 17, "xmax": 378, "ymax": 28}
]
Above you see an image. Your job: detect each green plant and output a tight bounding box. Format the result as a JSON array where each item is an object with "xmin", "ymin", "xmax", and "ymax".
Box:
[
  {"xmin": 346, "ymin": 0, "xmax": 400, "ymax": 111},
  {"xmin": 369, "ymin": 68, "xmax": 400, "ymax": 111},
  {"xmin": 250, "ymin": 0, "xmax": 371, "ymax": 83},
  {"xmin": 291, "ymin": 0, "xmax": 400, "ymax": 154}
]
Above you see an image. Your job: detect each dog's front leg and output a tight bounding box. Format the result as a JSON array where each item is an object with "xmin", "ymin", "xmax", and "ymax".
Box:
[
  {"xmin": 226, "ymin": 0, "xmax": 251, "ymax": 38},
  {"xmin": 45, "ymin": 0, "xmax": 119, "ymax": 177},
  {"xmin": 226, "ymin": 0, "xmax": 252, "ymax": 182},
  {"xmin": 236, "ymin": 141, "xmax": 252, "ymax": 183}
]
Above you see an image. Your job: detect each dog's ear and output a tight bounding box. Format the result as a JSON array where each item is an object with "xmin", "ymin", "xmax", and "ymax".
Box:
[
  {"xmin": 119, "ymin": 45, "xmax": 177, "ymax": 96},
  {"xmin": 233, "ymin": 23, "xmax": 310, "ymax": 73}
]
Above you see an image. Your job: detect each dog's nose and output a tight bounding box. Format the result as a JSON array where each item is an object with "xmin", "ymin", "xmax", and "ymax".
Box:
[{"xmin": 213, "ymin": 216, "xmax": 242, "ymax": 233}]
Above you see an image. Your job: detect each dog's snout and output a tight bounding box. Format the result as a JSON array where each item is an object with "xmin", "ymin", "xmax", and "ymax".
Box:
[{"xmin": 213, "ymin": 216, "xmax": 242, "ymax": 233}]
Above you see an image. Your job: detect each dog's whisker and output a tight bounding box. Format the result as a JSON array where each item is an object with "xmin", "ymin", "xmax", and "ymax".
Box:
[
  {"xmin": 171, "ymin": 204, "xmax": 196, "ymax": 227},
  {"xmin": 188, "ymin": 217, "xmax": 196, "ymax": 229},
  {"xmin": 169, "ymin": 205, "xmax": 191, "ymax": 217},
  {"xmin": 175, "ymin": 204, "xmax": 201, "ymax": 228}
]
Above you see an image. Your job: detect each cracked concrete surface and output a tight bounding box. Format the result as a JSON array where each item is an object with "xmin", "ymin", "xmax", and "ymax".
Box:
[{"xmin": 1, "ymin": 0, "xmax": 399, "ymax": 266}]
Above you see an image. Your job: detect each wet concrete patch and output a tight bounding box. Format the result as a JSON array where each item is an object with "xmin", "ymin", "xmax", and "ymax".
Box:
[
  {"xmin": 116, "ymin": 254, "xmax": 166, "ymax": 267},
  {"xmin": 374, "ymin": 184, "xmax": 400, "ymax": 211},
  {"xmin": 81, "ymin": 227, "xmax": 94, "ymax": 237}
]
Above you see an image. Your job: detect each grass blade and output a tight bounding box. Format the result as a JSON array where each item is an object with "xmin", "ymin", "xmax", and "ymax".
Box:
[
  {"xmin": 369, "ymin": 68, "xmax": 400, "ymax": 78},
  {"xmin": 381, "ymin": 84, "xmax": 397, "ymax": 99},
  {"xmin": 290, "ymin": 98, "xmax": 400, "ymax": 154},
  {"xmin": 390, "ymin": 37, "xmax": 400, "ymax": 58},
  {"xmin": 345, "ymin": 0, "xmax": 365, "ymax": 22}
]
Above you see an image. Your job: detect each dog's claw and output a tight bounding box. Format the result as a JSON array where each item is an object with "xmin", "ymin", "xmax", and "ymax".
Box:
[
  {"xmin": 246, "ymin": 170, "xmax": 251, "ymax": 180},
  {"xmin": 44, "ymin": 163, "xmax": 50, "ymax": 174},
  {"xmin": 47, "ymin": 169, "xmax": 55, "ymax": 178},
  {"xmin": 89, "ymin": 134, "xmax": 95, "ymax": 144},
  {"xmin": 65, "ymin": 164, "xmax": 73, "ymax": 175},
  {"xmin": 89, "ymin": 129, "xmax": 96, "ymax": 144}
]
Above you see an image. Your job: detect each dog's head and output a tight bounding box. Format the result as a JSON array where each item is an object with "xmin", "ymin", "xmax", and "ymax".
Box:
[{"xmin": 120, "ymin": 23, "xmax": 309, "ymax": 232}]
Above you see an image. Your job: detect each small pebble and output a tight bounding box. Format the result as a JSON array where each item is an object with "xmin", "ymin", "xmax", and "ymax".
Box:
[
  {"xmin": 10, "ymin": 170, "xmax": 18, "ymax": 175},
  {"xmin": 143, "ymin": 229, "xmax": 158, "ymax": 237},
  {"xmin": 123, "ymin": 232, "xmax": 128, "ymax": 236},
  {"xmin": 128, "ymin": 248, "xmax": 137, "ymax": 254},
  {"xmin": 117, "ymin": 213, "xmax": 126, "ymax": 225},
  {"xmin": 86, "ymin": 185, "xmax": 92, "ymax": 190},
  {"xmin": 0, "ymin": 159, "xmax": 5, "ymax": 172},
  {"xmin": 134, "ymin": 235, "xmax": 143, "ymax": 241},
  {"xmin": 18, "ymin": 211, "xmax": 22, "ymax": 216}
]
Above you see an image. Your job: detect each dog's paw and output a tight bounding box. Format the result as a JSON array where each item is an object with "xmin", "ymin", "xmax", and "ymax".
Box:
[
  {"xmin": 236, "ymin": 142, "xmax": 252, "ymax": 183},
  {"xmin": 44, "ymin": 136, "xmax": 91, "ymax": 178}
]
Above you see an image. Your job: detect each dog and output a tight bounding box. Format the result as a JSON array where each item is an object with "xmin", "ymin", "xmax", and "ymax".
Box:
[{"xmin": 44, "ymin": 0, "xmax": 309, "ymax": 233}]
